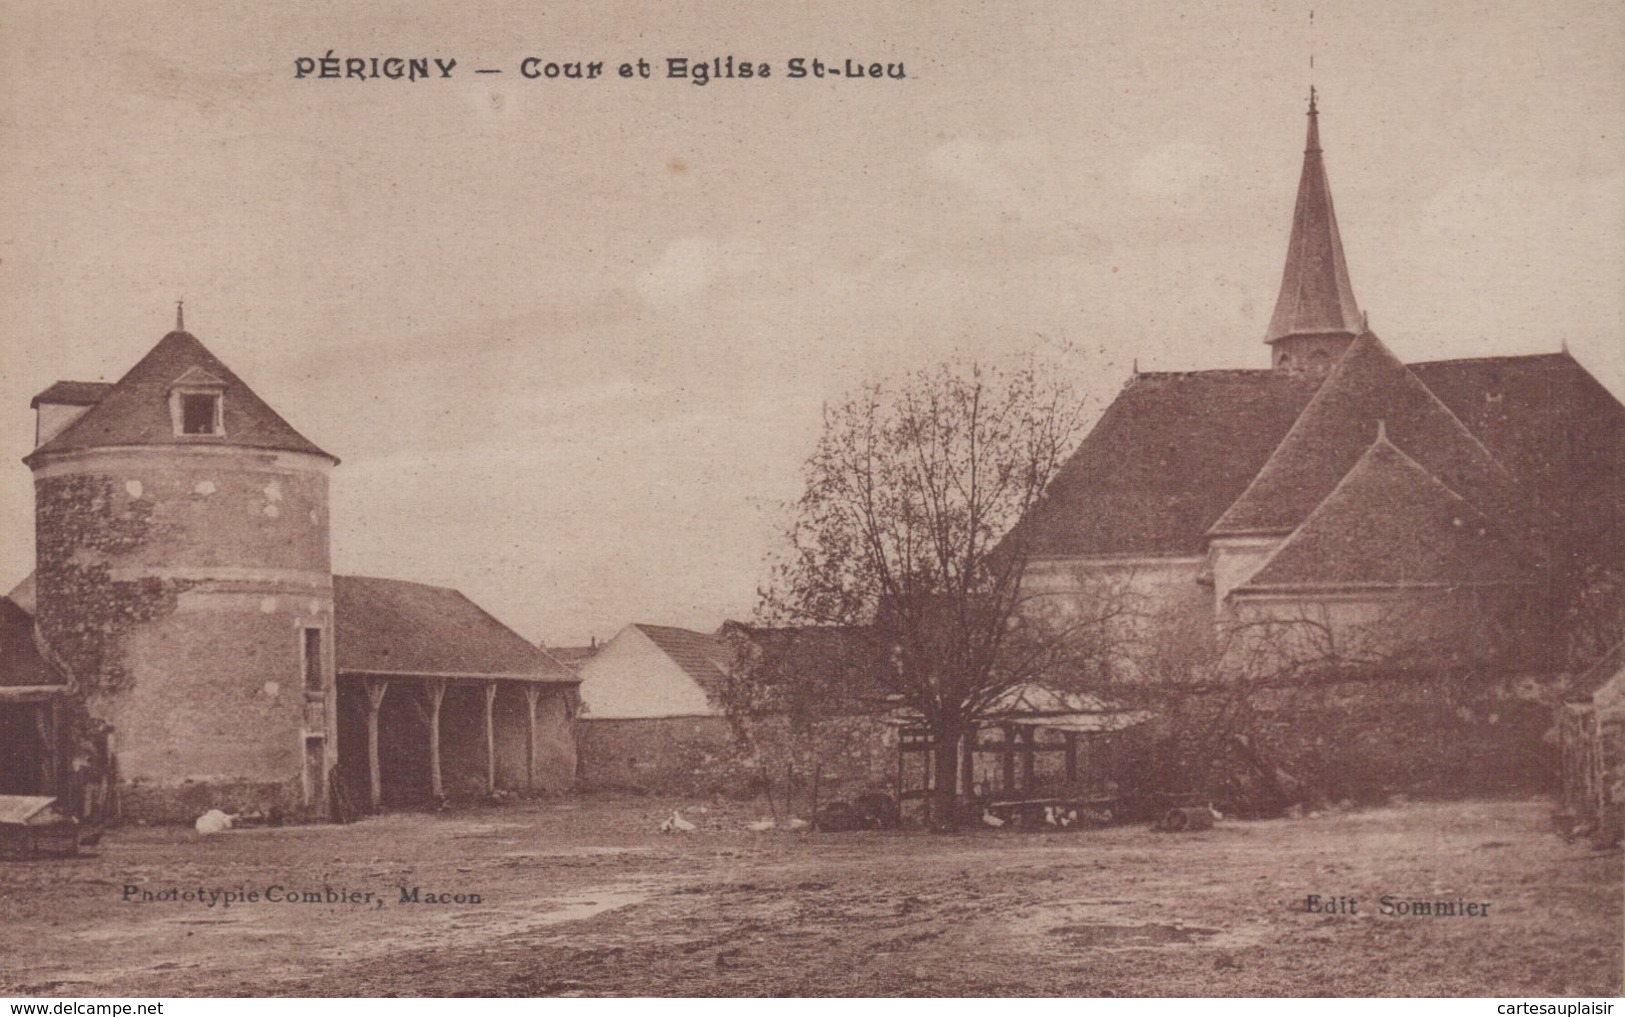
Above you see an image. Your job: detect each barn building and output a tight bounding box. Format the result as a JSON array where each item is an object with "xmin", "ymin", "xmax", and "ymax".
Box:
[
  {"xmin": 574, "ymin": 621, "xmax": 899, "ymax": 799},
  {"xmin": 573, "ymin": 623, "xmax": 739, "ymax": 792},
  {"xmin": 1, "ymin": 311, "xmax": 578, "ymax": 823}
]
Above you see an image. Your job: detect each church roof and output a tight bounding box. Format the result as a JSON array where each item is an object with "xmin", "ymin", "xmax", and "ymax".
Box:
[
  {"xmin": 1412, "ymin": 352, "xmax": 1625, "ymax": 544},
  {"xmin": 1208, "ymin": 331, "xmax": 1521, "ymax": 538},
  {"xmin": 1018, "ymin": 347, "xmax": 1622, "ymax": 580},
  {"xmin": 1236, "ymin": 435, "xmax": 1535, "ymax": 592},
  {"xmin": 1007, "ymin": 369, "xmax": 1320, "ymax": 557},
  {"xmin": 1264, "ymin": 92, "xmax": 1364, "ymax": 346},
  {"xmin": 334, "ymin": 575, "xmax": 576, "ymax": 682},
  {"xmin": 25, "ymin": 329, "xmax": 335, "ymax": 465}
]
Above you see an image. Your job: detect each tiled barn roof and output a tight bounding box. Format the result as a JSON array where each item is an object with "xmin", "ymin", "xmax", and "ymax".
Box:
[{"xmin": 335, "ymin": 575, "xmax": 576, "ymax": 682}]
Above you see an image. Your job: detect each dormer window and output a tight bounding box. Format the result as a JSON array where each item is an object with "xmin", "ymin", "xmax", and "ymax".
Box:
[
  {"xmin": 168, "ymin": 367, "xmax": 227, "ymax": 438},
  {"xmin": 181, "ymin": 393, "xmax": 220, "ymax": 434}
]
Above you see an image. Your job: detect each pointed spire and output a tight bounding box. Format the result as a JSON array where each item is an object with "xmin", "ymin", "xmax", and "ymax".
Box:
[
  {"xmin": 1264, "ymin": 93, "xmax": 1364, "ymax": 356},
  {"xmin": 176, "ymin": 299, "xmax": 185, "ymax": 332}
]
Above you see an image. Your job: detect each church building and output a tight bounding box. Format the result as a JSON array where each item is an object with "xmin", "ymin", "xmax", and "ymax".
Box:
[{"xmin": 1011, "ymin": 94, "xmax": 1625, "ymax": 677}]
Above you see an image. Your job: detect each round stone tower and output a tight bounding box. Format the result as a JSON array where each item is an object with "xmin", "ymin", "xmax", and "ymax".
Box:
[{"xmin": 25, "ymin": 316, "xmax": 340, "ymax": 822}]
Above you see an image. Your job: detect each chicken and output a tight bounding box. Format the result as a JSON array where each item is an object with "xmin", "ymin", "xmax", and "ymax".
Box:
[
  {"xmin": 981, "ymin": 810, "xmax": 1006, "ymax": 828},
  {"xmin": 745, "ymin": 818, "xmax": 776, "ymax": 832},
  {"xmin": 194, "ymin": 809, "xmax": 235, "ymax": 836},
  {"xmin": 659, "ymin": 810, "xmax": 697, "ymax": 833}
]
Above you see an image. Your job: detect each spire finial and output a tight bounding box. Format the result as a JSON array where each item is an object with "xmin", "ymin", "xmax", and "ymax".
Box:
[
  {"xmin": 1307, "ymin": 11, "xmax": 1319, "ymax": 118},
  {"xmin": 1376, "ymin": 418, "xmax": 1387, "ymax": 443},
  {"xmin": 176, "ymin": 299, "xmax": 185, "ymax": 332}
]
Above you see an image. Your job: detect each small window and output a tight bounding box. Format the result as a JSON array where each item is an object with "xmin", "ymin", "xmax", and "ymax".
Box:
[
  {"xmin": 181, "ymin": 393, "xmax": 219, "ymax": 435},
  {"xmin": 302, "ymin": 628, "xmax": 323, "ymax": 692}
]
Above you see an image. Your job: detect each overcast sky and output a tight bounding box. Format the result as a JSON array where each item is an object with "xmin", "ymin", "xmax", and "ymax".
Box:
[{"xmin": 2, "ymin": 1, "xmax": 1621, "ymax": 646}]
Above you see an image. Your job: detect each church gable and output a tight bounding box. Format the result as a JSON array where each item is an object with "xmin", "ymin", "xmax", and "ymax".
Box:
[
  {"xmin": 1235, "ymin": 435, "xmax": 1535, "ymax": 593},
  {"xmin": 1207, "ymin": 331, "xmax": 1522, "ymax": 539}
]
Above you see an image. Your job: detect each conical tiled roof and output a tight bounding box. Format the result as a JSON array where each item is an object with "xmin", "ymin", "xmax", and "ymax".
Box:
[
  {"xmin": 1236, "ymin": 436, "xmax": 1534, "ymax": 591},
  {"xmin": 1209, "ymin": 331, "xmax": 1520, "ymax": 537},
  {"xmin": 1264, "ymin": 93, "xmax": 1364, "ymax": 347},
  {"xmin": 25, "ymin": 329, "xmax": 335, "ymax": 465}
]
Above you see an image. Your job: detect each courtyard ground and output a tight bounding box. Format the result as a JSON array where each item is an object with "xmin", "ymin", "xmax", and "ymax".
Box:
[{"xmin": 0, "ymin": 794, "xmax": 1618, "ymax": 997}]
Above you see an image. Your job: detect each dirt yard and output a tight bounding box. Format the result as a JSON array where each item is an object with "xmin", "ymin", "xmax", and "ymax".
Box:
[{"xmin": 0, "ymin": 795, "xmax": 1618, "ymax": 997}]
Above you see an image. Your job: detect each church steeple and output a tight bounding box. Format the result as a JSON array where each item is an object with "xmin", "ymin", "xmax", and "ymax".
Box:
[{"xmin": 1265, "ymin": 90, "xmax": 1365, "ymax": 374}]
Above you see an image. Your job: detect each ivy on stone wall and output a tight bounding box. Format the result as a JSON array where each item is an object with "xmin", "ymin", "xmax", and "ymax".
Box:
[{"xmin": 35, "ymin": 474, "xmax": 191, "ymax": 692}]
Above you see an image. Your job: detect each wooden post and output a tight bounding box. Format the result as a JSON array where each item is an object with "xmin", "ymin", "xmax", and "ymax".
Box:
[
  {"xmin": 922, "ymin": 734, "xmax": 933, "ymax": 827},
  {"xmin": 523, "ymin": 685, "xmax": 541, "ymax": 793},
  {"xmin": 483, "ymin": 682, "xmax": 498, "ymax": 794},
  {"xmin": 893, "ymin": 732, "xmax": 905, "ymax": 819},
  {"xmin": 364, "ymin": 678, "xmax": 390, "ymax": 811},
  {"xmin": 960, "ymin": 727, "xmax": 976, "ymax": 803},
  {"xmin": 1001, "ymin": 724, "xmax": 1016, "ymax": 793},
  {"xmin": 425, "ymin": 680, "xmax": 446, "ymax": 800},
  {"xmin": 1064, "ymin": 731, "xmax": 1079, "ymax": 787},
  {"xmin": 35, "ymin": 703, "xmax": 56, "ymax": 795},
  {"xmin": 1021, "ymin": 727, "xmax": 1037, "ymax": 790}
]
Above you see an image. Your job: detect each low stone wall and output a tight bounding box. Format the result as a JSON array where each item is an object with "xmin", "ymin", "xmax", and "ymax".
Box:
[
  {"xmin": 575, "ymin": 714, "xmax": 899, "ymax": 801},
  {"xmin": 575, "ymin": 716, "xmax": 740, "ymax": 794},
  {"xmin": 118, "ymin": 777, "xmax": 305, "ymax": 825},
  {"xmin": 1133, "ymin": 673, "xmax": 1566, "ymax": 816}
]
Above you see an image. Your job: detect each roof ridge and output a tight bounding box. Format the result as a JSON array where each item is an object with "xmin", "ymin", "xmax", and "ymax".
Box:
[
  {"xmin": 336, "ymin": 573, "xmax": 459, "ymax": 594},
  {"xmin": 1134, "ymin": 368, "xmax": 1278, "ymax": 379},
  {"xmin": 1408, "ymin": 352, "xmax": 1572, "ymax": 368},
  {"xmin": 634, "ymin": 621, "xmax": 719, "ymax": 638}
]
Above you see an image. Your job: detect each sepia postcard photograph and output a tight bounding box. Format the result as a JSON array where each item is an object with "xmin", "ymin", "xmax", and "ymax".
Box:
[{"xmin": 0, "ymin": 0, "xmax": 1621, "ymax": 1002}]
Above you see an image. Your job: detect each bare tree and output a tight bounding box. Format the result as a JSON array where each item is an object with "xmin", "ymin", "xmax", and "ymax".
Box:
[{"xmin": 753, "ymin": 359, "xmax": 1105, "ymax": 826}]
